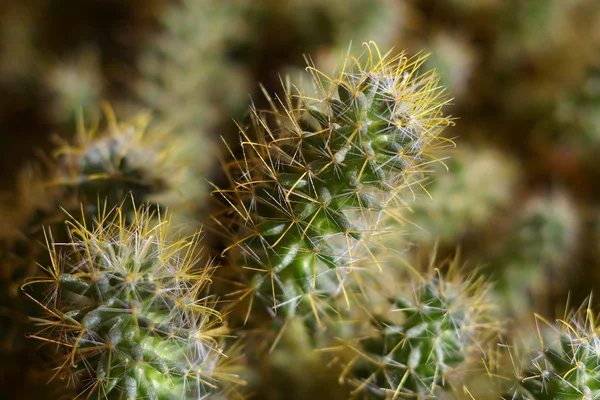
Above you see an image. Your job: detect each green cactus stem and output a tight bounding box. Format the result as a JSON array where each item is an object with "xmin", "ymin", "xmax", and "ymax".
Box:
[
  {"xmin": 340, "ymin": 261, "xmax": 498, "ymax": 399},
  {"xmin": 513, "ymin": 300, "xmax": 600, "ymax": 399},
  {"xmin": 23, "ymin": 204, "xmax": 242, "ymax": 399},
  {"xmin": 214, "ymin": 42, "xmax": 452, "ymax": 322}
]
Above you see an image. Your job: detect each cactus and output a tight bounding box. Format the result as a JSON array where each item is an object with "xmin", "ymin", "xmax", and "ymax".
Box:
[
  {"xmin": 0, "ymin": 106, "xmax": 202, "ymax": 397},
  {"xmin": 4, "ymin": 105, "xmax": 200, "ymax": 238},
  {"xmin": 496, "ymin": 191, "xmax": 579, "ymax": 327},
  {"xmin": 404, "ymin": 145, "xmax": 519, "ymax": 245},
  {"xmin": 339, "ymin": 258, "xmax": 499, "ymax": 399},
  {"xmin": 23, "ymin": 203, "xmax": 242, "ymax": 399},
  {"xmin": 424, "ymin": 32, "xmax": 476, "ymax": 99},
  {"xmin": 510, "ymin": 300, "xmax": 600, "ymax": 399},
  {"xmin": 214, "ymin": 43, "xmax": 451, "ymax": 322}
]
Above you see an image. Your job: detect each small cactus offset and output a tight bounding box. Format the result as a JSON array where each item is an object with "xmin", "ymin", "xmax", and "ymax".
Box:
[
  {"xmin": 511, "ymin": 300, "xmax": 600, "ymax": 399},
  {"xmin": 24, "ymin": 203, "xmax": 240, "ymax": 399},
  {"xmin": 340, "ymin": 259, "xmax": 498, "ymax": 399},
  {"xmin": 215, "ymin": 43, "xmax": 452, "ymax": 321}
]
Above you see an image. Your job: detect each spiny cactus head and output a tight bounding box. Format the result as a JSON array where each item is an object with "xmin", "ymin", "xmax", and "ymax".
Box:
[
  {"xmin": 4, "ymin": 104, "xmax": 201, "ymax": 240},
  {"xmin": 51, "ymin": 106, "xmax": 172, "ymax": 215},
  {"xmin": 216, "ymin": 42, "xmax": 452, "ymax": 323},
  {"xmin": 513, "ymin": 300, "xmax": 600, "ymax": 400},
  {"xmin": 341, "ymin": 258, "xmax": 498, "ymax": 399},
  {"xmin": 23, "ymin": 202, "xmax": 241, "ymax": 399}
]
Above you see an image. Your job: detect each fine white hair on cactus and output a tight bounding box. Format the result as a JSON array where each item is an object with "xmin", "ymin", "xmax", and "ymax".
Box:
[
  {"xmin": 23, "ymin": 201, "xmax": 243, "ymax": 399},
  {"xmin": 338, "ymin": 255, "xmax": 499, "ymax": 399},
  {"xmin": 509, "ymin": 297, "xmax": 600, "ymax": 399},
  {"xmin": 214, "ymin": 42, "xmax": 453, "ymax": 325}
]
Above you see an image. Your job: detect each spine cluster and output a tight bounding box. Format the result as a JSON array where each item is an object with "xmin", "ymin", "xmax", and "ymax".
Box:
[
  {"xmin": 340, "ymin": 262, "xmax": 498, "ymax": 399},
  {"xmin": 513, "ymin": 302, "xmax": 600, "ymax": 399},
  {"xmin": 24, "ymin": 205, "xmax": 235, "ymax": 399},
  {"xmin": 215, "ymin": 44, "xmax": 451, "ymax": 320}
]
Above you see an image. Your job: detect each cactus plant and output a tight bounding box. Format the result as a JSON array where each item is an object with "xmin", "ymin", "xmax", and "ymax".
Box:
[
  {"xmin": 509, "ymin": 299, "xmax": 600, "ymax": 399},
  {"xmin": 23, "ymin": 203, "xmax": 242, "ymax": 399},
  {"xmin": 495, "ymin": 190, "xmax": 579, "ymax": 327},
  {"xmin": 214, "ymin": 43, "xmax": 452, "ymax": 323},
  {"xmin": 339, "ymin": 257, "xmax": 499, "ymax": 399},
  {"xmin": 3, "ymin": 105, "xmax": 200, "ymax": 238},
  {"xmin": 0, "ymin": 106, "xmax": 202, "ymax": 398},
  {"xmin": 44, "ymin": 48, "xmax": 103, "ymax": 125}
]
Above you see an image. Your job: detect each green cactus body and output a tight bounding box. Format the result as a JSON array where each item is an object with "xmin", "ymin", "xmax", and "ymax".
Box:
[
  {"xmin": 216, "ymin": 43, "xmax": 451, "ymax": 321},
  {"xmin": 516, "ymin": 305, "xmax": 600, "ymax": 399},
  {"xmin": 24, "ymin": 205, "xmax": 237, "ymax": 399},
  {"xmin": 341, "ymin": 265, "xmax": 496, "ymax": 399}
]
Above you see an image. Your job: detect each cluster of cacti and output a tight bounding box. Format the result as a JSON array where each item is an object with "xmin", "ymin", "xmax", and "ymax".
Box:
[
  {"xmin": 0, "ymin": 107, "xmax": 201, "ymax": 397},
  {"xmin": 6, "ymin": 1, "xmax": 600, "ymax": 399}
]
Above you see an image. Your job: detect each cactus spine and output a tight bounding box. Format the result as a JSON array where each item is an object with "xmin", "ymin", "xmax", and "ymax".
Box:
[
  {"xmin": 24, "ymin": 204, "xmax": 238, "ymax": 399},
  {"xmin": 215, "ymin": 43, "xmax": 451, "ymax": 321},
  {"xmin": 512, "ymin": 301, "xmax": 600, "ymax": 399}
]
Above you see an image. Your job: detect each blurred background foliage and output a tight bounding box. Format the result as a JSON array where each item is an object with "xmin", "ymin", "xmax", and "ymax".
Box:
[{"xmin": 2, "ymin": 0, "xmax": 600, "ymax": 397}]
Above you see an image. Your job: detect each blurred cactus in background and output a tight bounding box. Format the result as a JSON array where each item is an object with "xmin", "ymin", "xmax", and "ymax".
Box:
[
  {"xmin": 404, "ymin": 145, "xmax": 519, "ymax": 245},
  {"xmin": 137, "ymin": 0, "xmax": 251, "ymax": 211},
  {"xmin": 494, "ymin": 191, "xmax": 579, "ymax": 329},
  {"xmin": 556, "ymin": 59, "xmax": 600, "ymax": 152},
  {"xmin": 44, "ymin": 48, "xmax": 104, "ymax": 125}
]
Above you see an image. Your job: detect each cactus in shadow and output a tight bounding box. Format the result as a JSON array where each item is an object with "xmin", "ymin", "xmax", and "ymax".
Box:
[
  {"xmin": 1, "ymin": 104, "xmax": 200, "ymax": 241},
  {"xmin": 213, "ymin": 43, "xmax": 452, "ymax": 324},
  {"xmin": 23, "ymin": 203, "xmax": 243, "ymax": 399},
  {"xmin": 0, "ymin": 106, "xmax": 201, "ymax": 397}
]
